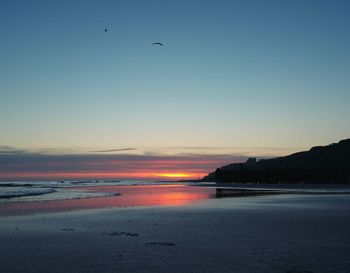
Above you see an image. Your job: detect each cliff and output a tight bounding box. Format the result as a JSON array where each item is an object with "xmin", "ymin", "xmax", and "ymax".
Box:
[{"xmin": 203, "ymin": 139, "xmax": 350, "ymax": 183}]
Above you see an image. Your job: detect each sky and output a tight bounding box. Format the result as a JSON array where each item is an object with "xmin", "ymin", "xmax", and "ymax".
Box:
[{"xmin": 1, "ymin": 0, "xmax": 350, "ymax": 180}]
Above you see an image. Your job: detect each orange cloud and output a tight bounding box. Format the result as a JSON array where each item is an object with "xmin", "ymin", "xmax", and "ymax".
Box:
[
  {"xmin": 0, "ymin": 152, "xmax": 247, "ymax": 181},
  {"xmin": 0, "ymin": 171, "xmax": 206, "ymax": 181}
]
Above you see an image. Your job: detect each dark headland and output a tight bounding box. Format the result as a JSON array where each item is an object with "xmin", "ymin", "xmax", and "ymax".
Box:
[{"xmin": 203, "ymin": 139, "xmax": 350, "ymax": 184}]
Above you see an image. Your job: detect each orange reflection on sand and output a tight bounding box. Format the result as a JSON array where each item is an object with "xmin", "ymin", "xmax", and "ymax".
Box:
[
  {"xmin": 0, "ymin": 185, "xmax": 216, "ymax": 216},
  {"xmin": 78, "ymin": 184, "xmax": 214, "ymax": 207}
]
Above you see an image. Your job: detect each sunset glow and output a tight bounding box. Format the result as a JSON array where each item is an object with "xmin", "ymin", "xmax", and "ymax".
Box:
[
  {"xmin": 0, "ymin": 171, "xmax": 206, "ymax": 181},
  {"xmin": 157, "ymin": 173, "xmax": 194, "ymax": 178},
  {"xmin": 0, "ymin": 153, "xmax": 229, "ymax": 181}
]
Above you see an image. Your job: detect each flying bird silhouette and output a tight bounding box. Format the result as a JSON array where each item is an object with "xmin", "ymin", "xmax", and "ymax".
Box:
[{"xmin": 152, "ymin": 42, "xmax": 164, "ymax": 46}]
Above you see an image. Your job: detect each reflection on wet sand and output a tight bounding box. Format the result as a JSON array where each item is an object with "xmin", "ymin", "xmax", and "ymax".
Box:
[{"xmin": 0, "ymin": 185, "xmax": 216, "ymax": 216}]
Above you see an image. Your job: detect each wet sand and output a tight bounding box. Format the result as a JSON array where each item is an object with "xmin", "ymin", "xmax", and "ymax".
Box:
[
  {"xmin": 1, "ymin": 186, "xmax": 350, "ymax": 273},
  {"xmin": 0, "ymin": 184, "xmax": 215, "ymax": 216}
]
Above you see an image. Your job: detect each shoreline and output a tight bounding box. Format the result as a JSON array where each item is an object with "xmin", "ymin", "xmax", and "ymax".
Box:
[
  {"xmin": 2, "ymin": 183, "xmax": 350, "ymax": 217},
  {"xmin": 0, "ymin": 184, "xmax": 215, "ymax": 217}
]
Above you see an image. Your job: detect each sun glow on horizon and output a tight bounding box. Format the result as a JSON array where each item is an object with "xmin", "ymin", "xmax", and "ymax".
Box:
[
  {"xmin": 0, "ymin": 154, "xmax": 219, "ymax": 181},
  {"xmin": 156, "ymin": 173, "xmax": 195, "ymax": 178},
  {"xmin": 0, "ymin": 171, "xmax": 206, "ymax": 181}
]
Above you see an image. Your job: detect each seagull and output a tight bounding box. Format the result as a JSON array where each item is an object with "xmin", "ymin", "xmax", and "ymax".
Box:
[{"xmin": 152, "ymin": 42, "xmax": 164, "ymax": 46}]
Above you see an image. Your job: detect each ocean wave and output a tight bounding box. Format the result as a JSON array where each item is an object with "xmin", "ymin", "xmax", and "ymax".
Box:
[{"xmin": 0, "ymin": 187, "xmax": 56, "ymax": 199}]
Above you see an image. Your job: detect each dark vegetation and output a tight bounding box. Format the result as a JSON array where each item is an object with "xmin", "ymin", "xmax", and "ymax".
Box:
[{"xmin": 203, "ymin": 139, "xmax": 350, "ymax": 184}]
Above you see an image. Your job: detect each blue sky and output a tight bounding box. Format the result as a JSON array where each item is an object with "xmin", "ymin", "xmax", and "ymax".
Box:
[{"xmin": 0, "ymin": 0, "xmax": 350, "ymax": 179}]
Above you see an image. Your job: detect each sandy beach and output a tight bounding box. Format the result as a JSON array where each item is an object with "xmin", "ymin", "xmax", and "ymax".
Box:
[{"xmin": 1, "ymin": 184, "xmax": 350, "ymax": 273}]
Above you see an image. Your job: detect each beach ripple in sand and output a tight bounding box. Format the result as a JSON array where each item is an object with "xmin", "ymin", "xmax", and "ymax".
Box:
[
  {"xmin": 286, "ymin": 269, "xmax": 314, "ymax": 273},
  {"xmin": 145, "ymin": 241, "xmax": 176, "ymax": 247},
  {"xmin": 107, "ymin": 231, "xmax": 139, "ymax": 237}
]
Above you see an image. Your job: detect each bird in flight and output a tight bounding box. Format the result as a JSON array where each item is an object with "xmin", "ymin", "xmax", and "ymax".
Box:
[{"xmin": 152, "ymin": 42, "xmax": 164, "ymax": 46}]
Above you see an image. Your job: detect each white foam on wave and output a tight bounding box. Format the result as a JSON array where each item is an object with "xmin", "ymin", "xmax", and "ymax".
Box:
[
  {"xmin": 0, "ymin": 181, "xmax": 122, "ymax": 204},
  {"xmin": 0, "ymin": 180, "xmax": 182, "ymax": 204},
  {"xmin": 0, "ymin": 187, "xmax": 56, "ymax": 199}
]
